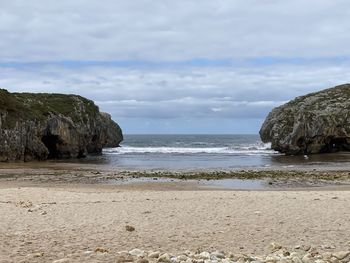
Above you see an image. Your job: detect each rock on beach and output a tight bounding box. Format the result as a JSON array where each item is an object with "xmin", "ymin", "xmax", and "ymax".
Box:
[
  {"xmin": 260, "ymin": 84, "xmax": 350, "ymax": 155},
  {"xmin": 0, "ymin": 89, "xmax": 123, "ymax": 161}
]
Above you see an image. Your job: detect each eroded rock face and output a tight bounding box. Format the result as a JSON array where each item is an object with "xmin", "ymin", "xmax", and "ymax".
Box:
[
  {"xmin": 259, "ymin": 84, "xmax": 350, "ymax": 155},
  {"xmin": 0, "ymin": 89, "xmax": 123, "ymax": 161}
]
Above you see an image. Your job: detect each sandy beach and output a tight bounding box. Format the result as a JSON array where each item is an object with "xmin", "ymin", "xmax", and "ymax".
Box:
[{"xmin": 0, "ymin": 165, "xmax": 350, "ymax": 262}]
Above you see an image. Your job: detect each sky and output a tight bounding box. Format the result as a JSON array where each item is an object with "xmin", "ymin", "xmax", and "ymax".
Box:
[{"xmin": 1, "ymin": 0, "xmax": 350, "ymax": 134}]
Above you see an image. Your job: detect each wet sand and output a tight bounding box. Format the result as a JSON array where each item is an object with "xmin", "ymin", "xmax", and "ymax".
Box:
[{"xmin": 0, "ymin": 164, "xmax": 350, "ymax": 262}]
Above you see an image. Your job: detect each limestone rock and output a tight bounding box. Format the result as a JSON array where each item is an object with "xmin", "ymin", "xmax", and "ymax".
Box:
[
  {"xmin": 260, "ymin": 84, "xmax": 350, "ymax": 155},
  {"xmin": 0, "ymin": 89, "xmax": 123, "ymax": 161}
]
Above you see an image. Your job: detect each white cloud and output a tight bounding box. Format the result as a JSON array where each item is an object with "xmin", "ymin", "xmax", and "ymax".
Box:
[
  {"xmin": 1, "ymin": 1, "xmax": 350, "ymax": 133},
  {"xmin": 0, "ymin": 0, "xmax": 350, "ymax": 61},
  {"xmin": 1, "ymin": 62, "xmax": 350, "ymax": 124}
]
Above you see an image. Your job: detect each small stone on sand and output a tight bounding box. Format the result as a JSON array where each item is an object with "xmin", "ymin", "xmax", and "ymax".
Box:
[
  {"xmin": 94, "ymin": 247, "xmax": 108, "ymax": 253},
  {"xmin": 126, "ymin": 225, "xmax": 135, "ymax": 232}
]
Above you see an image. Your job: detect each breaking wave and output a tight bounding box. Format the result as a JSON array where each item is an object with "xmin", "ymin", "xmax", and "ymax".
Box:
[{"xmin": 103, "ymin": 143, "xmax": 276, "ymax": 156}]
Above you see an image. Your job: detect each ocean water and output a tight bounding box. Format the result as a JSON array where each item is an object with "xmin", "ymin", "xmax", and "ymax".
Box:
[{"xmin": 99, "ymin": 134, "xmax": 350, "ymax": 170}]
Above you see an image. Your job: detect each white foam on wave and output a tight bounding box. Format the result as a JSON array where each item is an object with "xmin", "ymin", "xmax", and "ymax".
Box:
[{"xmin": 103, "ymin": 143, "xmax": 276, "ymax": 156}]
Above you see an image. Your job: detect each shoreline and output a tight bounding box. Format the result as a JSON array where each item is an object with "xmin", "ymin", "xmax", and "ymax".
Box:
[{"xmin": 1, "ymin": 163, "xmax": 350, "ymax": 191}]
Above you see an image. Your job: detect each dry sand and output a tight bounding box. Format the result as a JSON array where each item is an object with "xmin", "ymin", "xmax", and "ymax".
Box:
[{"xmin": 0, "ymin": 166, "xmax": 350, "ymax": 262}]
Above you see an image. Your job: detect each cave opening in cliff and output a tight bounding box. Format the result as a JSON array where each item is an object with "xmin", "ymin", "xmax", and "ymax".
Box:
[
  {"xmin": 296, "ymin": 137, "xmax": 308, "ymax": 154},
  {"xmin": 324, "ymin": 137, "xmax": 350, "ymax": 153},
  {"xmin": 41, "ymin": 135, "xmax": 61, "ymax": 159}
]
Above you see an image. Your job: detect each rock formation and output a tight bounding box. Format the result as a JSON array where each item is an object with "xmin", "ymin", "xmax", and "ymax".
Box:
[
  {"xmin": 0, "ymin": 89, "xmax": 123, "ymax": 161},
  {"xmin": 260, "ymin": 84, "xmax": 350, "ymax": 155}
]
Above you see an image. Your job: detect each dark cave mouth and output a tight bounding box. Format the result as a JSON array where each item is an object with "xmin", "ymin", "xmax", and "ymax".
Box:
[
  {"xmin": 41, "ymin": 135, "xmax": 86, "ymax": 159},
  {"xmin": 41, "ymin": 135, "xmax": 61, "ymax": 159},
  {"xmin": 297, "ymin": 136, "xmax": 350, "ymax": 154},
  {"xmin": 324, "ymin": 137, "xmax": 350, "ymax": 152}
]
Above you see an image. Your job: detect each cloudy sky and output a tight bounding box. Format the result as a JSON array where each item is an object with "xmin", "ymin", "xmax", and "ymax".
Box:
[{"xmin": 1, "ymin": 0, "xmax": 350, "ymax": 134}]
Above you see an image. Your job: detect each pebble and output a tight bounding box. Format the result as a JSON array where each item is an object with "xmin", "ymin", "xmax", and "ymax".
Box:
[
  {"xmin": 83, "ymin": 250, "xmax": 93, "ymax": 256},
  {"xmin": 321, "ymin": 244, "xmax": 335, "ymax": 249},
  {"xmin": 28, "ymin": 205, "xmax": 42, "ymax": 213},
  {"xmin": 283, "ymin": 251, "xmax": 290, "ymax": 257},
  {"xmin": 158, "ymin": 253, "xmax": 171, "ymax": 262},
  {"xmin": 332, "ymin": 251, "xmax": 350, "ymax": 260},
  {"xmin": 27, "ymin": 252, "xmax": 44, "ymax": 258},
  {"xmin": 62, "ymin": 247, "xmax": 350, "ymax": 263},
  {"xmin": 269, "ymin": 242, "xmax": 282, "ymax": 251},
  {"xmin": 321, "ymin": 252, "xmax": 332, "ymax": 260},
  {"xmin": 95, "ymin": 247, "xmax": 108, "ymax": 253},
  {"xmin": 177, "ymin": 255, "xmax": 188, "ymax": 261},
  {"xmin": 301, "ymin": 245, "xmax": 311, "ymax": 251},
  {"xmin": 211, "ymin": 251, "xmax": 225, "ymax": 259},
  {"xmin": 17, "ymin": 201, "xmax": 33, "ymax": 208},
  {"xmin": 149, "ymin": 251, "xmax": 160, "ymax": 258},
  {"xmin": 129, "ymin": 249, "xmax": 145, "ymax": 257},
  {"xmin": 52, "ymin": 259, "xmax": 69, "ymax": 263},
  {"xmin": 125, "ymin": 225, "xmax": 135, "ymax": 232},
  {"xmin": 292, "ymin": 256, "xmax": 303, "ymax": 263},
  {"xmin": 198, "ymin": 252, "xmax": 210, "ymax": 259},
  {"xmin": 302, "ymin": 253, "xmax": 313, "ymax": 263},
  {"xmin": 265, "ymin": 255, "xmax": 277, "ymax": 262},
  {"xmin": 116, "ymin": 255, "xmax": 135, "ymax": 263}
]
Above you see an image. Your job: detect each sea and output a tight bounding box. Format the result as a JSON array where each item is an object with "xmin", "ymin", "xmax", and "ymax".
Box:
[{"xmin": 90, "ymin": 134, "xmax": 350, "ymax": 170}]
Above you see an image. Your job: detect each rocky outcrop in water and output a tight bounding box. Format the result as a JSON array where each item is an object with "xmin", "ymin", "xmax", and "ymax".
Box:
[
  {"xmin": 260, "ymin": 84, "xmax": 350, "ymax": 155},
  {"xmin": 0, "ymin": 89, "xmax": 123, "ymax": 161}
]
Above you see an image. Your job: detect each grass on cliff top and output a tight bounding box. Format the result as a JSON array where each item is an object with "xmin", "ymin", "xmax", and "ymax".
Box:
[
  {"xmin": 284, "ymin": 83, "xmax": 350, "ymax": 109},
  {"xmin": 0, "ymin": 89, "xmax": 100, "ymax": 128}
]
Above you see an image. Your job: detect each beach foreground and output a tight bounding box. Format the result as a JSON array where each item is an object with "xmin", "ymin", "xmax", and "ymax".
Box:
[{"xmin": 0, "ymin": 167, "xmax": 350, "ymax": 262}]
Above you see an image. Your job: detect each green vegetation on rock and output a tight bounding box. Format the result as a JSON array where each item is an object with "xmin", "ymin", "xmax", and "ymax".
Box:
[{"xmin": 0, "ymin": 89, "xmax": 100, "ymax": 128}]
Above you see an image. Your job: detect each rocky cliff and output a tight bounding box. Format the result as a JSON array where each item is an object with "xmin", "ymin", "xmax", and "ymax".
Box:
[
  {"xmin": 0, "ymin": 89, "xmax": 123, "ymax": 161},
  {"xmin": 260, "ymin": 84, "xmax": 350, "ymax": 155}
]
